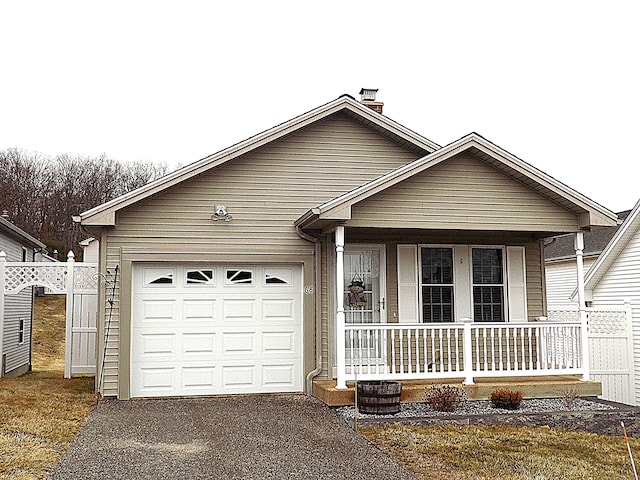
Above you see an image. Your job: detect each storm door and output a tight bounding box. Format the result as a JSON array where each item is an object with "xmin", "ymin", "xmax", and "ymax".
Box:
[{"xmin": 343, "ymin": 245, "xmax": 387, "ymax": 371}]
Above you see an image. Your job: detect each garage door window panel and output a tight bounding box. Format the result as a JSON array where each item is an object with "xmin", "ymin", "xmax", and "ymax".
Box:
[
  {"xmin": 225, "ymin": 268, "xmax": 254, "ymax": 285},
  {"xmin": 264, "ymin": 267, "xmax": 293, "ymax": 286},
  {"xmin": 143, "ymin": 267, "xmax": 176, "ymax": 287},
  {"xmin": 185, "ymin": 268, "xmax": 216, "ymax": 286}
]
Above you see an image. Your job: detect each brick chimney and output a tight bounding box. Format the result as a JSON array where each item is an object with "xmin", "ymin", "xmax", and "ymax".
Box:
[{"xmin": 359, "ymin": 88, "xmax": 383, "ymax": 114}]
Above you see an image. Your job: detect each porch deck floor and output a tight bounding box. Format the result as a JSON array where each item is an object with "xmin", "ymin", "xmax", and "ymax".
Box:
[{"xmin": 313, "ymin": 376, "xmax": 602, "ymax": 406}]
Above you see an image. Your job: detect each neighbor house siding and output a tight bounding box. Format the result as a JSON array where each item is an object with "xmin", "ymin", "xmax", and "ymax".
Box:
[
  {"xmin": 546, "ymin": 257, "xmax": 597, "ymax": 310},
  {"xmin": 100, "ymin": 113, "xmax": 422, "ymax": 396},
  {"xmin": 348, "ymin": 153, "xmax": 579, "ymax": 232},
  {"xmin": 0, "ymin": 234, "xmax": 33, "ymax": 375},
  {"xmin": 590, "ymin": 228, "xmax": 640, "ymax": 404}
]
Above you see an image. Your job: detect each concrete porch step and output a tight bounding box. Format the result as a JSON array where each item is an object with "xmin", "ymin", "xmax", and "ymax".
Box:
[{"xmin": 313, "ymin": 376, "xmax": 602, "ymax": 406}]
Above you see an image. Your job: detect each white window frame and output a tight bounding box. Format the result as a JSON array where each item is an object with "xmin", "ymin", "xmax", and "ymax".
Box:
[
  {"xmin": 470, "ymin": 245, "xmax": 508, "ymax": 322},
  {"xmin": 418, "ymin": 245, "xmax": 456, "ymax": 323},
  {"xmin": 142, "ymin": 267, "xmax": 176, "ymax": 288},
  {"xmin": 413, "ymin": 244, "xmax": 513, "ymax": 323},
  {"xmin": 224, "ymin": 267, "xmax": 255, "ymax": 286},
  {"xmin": 183, "ymin": 267, "xmax": 216, "ymax": 286}
]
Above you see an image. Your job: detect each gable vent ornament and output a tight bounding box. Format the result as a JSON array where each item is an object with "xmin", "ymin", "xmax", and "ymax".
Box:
[{"xmin": 211, "ymin": 205, "xmax": 233, "ymax": 222}]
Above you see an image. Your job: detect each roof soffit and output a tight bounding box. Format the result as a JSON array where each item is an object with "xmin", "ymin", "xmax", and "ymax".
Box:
[{"xmin": 79, "ymin": 96, "xmax": 440, "ymax": 226}]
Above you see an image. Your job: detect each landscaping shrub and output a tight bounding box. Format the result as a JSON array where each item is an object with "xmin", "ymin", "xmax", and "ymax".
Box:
[
  {"xmin": 562, "ymin": 386, "xmax": 581, "ymax": 409},
  {"xmin": 423, "ymin": 384, "xmax": 466, "ymax": 412},
  {"xmin": 490, "ymin": 388, "xmax": 523, "ymax": 410}
]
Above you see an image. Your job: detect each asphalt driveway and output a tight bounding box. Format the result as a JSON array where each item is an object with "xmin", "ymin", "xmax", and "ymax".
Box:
[{"xmin": 48, "ymin": 394, "xmax": 416, "ymax": 479}]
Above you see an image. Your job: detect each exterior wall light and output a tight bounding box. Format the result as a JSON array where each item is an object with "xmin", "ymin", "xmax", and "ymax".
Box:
[{"xmin": 211, "ymin": 205, "xmax": 233, "ymax": 222}]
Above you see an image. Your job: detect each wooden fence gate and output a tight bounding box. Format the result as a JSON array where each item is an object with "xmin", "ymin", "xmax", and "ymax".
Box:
[
  {"xmin": 0, "ymin": 251, "xmax": 98, "ymax": 378},
  {"xmin": 548, "ymin": 303, "xmax": 635, "ymax": 405}
]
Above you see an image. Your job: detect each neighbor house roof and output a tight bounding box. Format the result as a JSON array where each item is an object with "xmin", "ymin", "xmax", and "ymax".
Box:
[
  {"xmin": 583, "ymin": 197, "xmax": 640, "ymax": 291},
  {"xmin": 0, "ymin": 216, "xmax": 46, "ymax": 250},
  {"xmin": 545, "ymin": 210, "xmax": 631, "ymax": 262},
  {"xmin": 295, "ymin": 133, "xmax": 618, "ymax": 230},
  {"xmin": 77, "ymin": 95, "xmax": 440, "ymax": 226}
]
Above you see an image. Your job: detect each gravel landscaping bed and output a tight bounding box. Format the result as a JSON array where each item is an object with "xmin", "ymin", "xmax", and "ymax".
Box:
[
  {"xmin": 336, "ymin": 397, "xmax": 616, "ymax": 420},
  {"xmin": 334, "ymin": 398, "xmax": 640, "ymax": 437}
]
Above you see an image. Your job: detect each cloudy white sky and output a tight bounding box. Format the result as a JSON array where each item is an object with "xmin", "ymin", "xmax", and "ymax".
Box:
[{"xmin": 1, "ymin": 1, "xmax": 638, "ymax": 212}]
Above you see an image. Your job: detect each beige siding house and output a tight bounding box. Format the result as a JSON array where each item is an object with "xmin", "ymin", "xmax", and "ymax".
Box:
[
  {"xmin": 77, "ymin": 92, "xmax": 618, "ymax": 400},
  {"xmin": 0, "ymin": 215, "xmax": 46, "ymax": 377}
]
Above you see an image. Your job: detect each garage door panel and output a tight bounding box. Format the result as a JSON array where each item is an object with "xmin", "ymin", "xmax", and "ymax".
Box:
[
  {"xmin": 182, "ymin": 299, "xmax": 217, "ymax": 322},
  {"xmin": 262, "ymin": 364, "xmax": 297, "ymax": 387},
  {"xmin": 181, "ymin": 366, "xmax": 217, "ymax": 390},
  {"xmin": 262, "ymin": 299, "xmax": 297, "ymax": 323},
  {"xmin": 136, "ymin": 333, "xmax": 177, "ymax": 358},
  {"xmin": 182, "ymin": 333, "xmax": 217, "ymax": 356},
  {"xmin": 222, "ymin": 364, "xmax": 257, "ymax": 388},
  {"xmin": 132, "ymin": 263, "xmax": 302, "ymax": 397},
  {"xmin": 222, "ymin": 332, "xmax": 257, "ymax": 354},
  {"xmin": 134, "ymin": 367, "xmax": 177, "ymax": 395},
  {"xmin": 222, "ymin": 299, "xmax": 256, "ymax": 323},
  {"xmin": 138, "ymin": 299, "xmax": 177, "ymax": 323},
  {"xmin": 261, "ymin": 331, "xmax": 297, "ymax": 353}
]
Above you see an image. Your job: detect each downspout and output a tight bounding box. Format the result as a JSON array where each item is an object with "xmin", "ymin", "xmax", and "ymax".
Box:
[{"xmin": 295, "ymin": 225, "xmax": 323, "ymax": 395}]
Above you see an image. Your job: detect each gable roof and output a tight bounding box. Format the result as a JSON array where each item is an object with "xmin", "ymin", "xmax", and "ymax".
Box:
[
  {"xmin": 77, "ymin": 95, "xmax": 440, "ymax": 226},
  {"xmin": 295, "ymin": 133, "xmax": 618, "ymax": 230},
  {"xmin": 545, "ymin": 210, "xmax": 631, "ymax": 262},
  {"xmin": 0, "ymin": 216, "xmax": 46, "ymax": 250},
  {"xmin": 583, "ymin": 197, "xmax": 640, "ymax": 290}
]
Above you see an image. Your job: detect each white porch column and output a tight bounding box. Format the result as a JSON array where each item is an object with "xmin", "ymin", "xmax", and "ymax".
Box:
[
  {"xmin": 64, "ymin": 251, "xmax": 75, "ymax": 379},
  {"xmin": 574, "ymin": 232, "xmax": 590, "ymax": 381},
  {"xmin": 335, "ymin": 225, "xmax": 347, "ymax": 389}
]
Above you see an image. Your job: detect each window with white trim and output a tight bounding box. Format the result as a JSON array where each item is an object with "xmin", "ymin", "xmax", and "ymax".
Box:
[
  {"xmin": 420, "ymin": 247, "xmax": 454, "ymax": 323},
  {"xmin": 472, "ymin": 248, "xmax": 505, "ymax": 322},
  {"xmin": 407, "ymin": 245, "xmax": 521, "ymax": 323}
]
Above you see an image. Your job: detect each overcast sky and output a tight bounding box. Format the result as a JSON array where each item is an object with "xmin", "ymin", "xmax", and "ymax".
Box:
[{"xmin": 1, "ymin": 1, "xmax": 638, "ymax": 212}]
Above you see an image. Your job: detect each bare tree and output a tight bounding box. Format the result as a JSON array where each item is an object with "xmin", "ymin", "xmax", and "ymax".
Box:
[{"xmin": 0, "ymin": 148, "xmax": 170, "ymax": 258}]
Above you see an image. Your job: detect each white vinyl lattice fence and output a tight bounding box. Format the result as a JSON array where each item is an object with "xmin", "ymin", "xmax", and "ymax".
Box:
[
  {"xmin": 548, "ymin": 303, "xmax": 635, "ymax": 405},
  {"xmin": 0, "ymin": 250, "xmax": 98, "ymax": 378}
]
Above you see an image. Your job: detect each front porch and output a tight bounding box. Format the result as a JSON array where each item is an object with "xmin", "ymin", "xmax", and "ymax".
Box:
[{"xmin": 314, "ymin": 376, "xmax": 602, "ymax": 406}]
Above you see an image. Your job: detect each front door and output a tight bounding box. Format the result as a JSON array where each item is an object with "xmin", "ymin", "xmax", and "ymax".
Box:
[
  {"xmin": 344, "ymin": 245, "xmax": 386, "ymax": 324},
  {"xmin": 343, "ymin": 245, "xmax": 386, "ymax": 371}
]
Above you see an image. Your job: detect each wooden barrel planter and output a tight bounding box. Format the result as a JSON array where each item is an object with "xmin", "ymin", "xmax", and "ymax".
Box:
[{"xmin": 357, "ymin": 381, "xmax": 402, "ymax": 415}]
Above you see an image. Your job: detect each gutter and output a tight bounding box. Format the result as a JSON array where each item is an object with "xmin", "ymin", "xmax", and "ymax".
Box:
[{"xmin": 295, "ymin": 225, "xmax": 323, "ymax": 395}]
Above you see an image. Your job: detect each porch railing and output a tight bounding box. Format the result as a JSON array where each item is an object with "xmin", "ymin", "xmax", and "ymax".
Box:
[{"xmin": 341, "ymin": 319, "xmax": 587, "ymax": 385}]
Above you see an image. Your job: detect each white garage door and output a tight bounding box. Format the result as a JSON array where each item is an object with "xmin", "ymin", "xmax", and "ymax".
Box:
[{"xmin": 131, "ymin": 264, "xmax": 303, "ymax": 397}]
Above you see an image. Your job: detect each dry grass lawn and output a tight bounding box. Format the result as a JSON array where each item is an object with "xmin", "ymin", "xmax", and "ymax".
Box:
[
  {"xmin": 0, "ymin": 295, "xmax": 96, "ymax": 480},
  {"xmin": 362, "ymin": 424, "xmax": 640, "ymax": 480}
]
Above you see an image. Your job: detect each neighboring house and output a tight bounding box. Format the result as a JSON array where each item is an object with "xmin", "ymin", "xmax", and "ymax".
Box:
[
  {"xmin": 545, "ymin": 210, "xmax": 630, "ymax": 310},
  {"xmin": 0, "ymin": 214, "xmax": 46, "ymax": 377},
  {"xmin": 581, "ymin": 199, "xmax": 640, "ymax": 404},
  {"xmin": 76, "ymin": 90, "xmax": 618, "ymax": 400},
  {"xmin": 79, "ymin": 237, "xmax": 99, "ymax": 263}
]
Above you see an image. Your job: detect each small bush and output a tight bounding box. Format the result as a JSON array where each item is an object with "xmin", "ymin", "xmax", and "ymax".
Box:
[
  {"xmin": 490, "ymin": 388, "xmax": 523, "ymax": 410},
  {"xmin": 562, "ymin": 386, "xmax": 580, "ymax": 409},
  {"xmin": 423, "ymin": 384, "xmax": 466, "ymax": 412}
]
